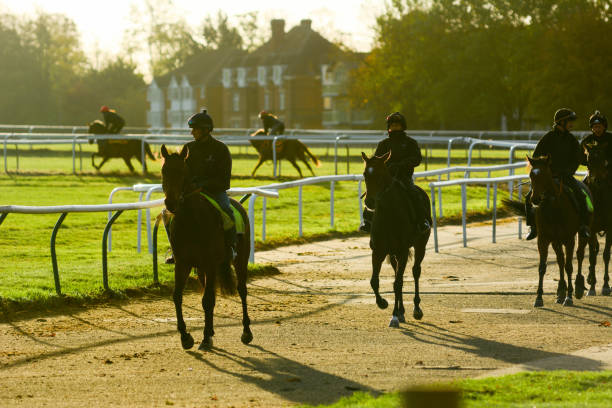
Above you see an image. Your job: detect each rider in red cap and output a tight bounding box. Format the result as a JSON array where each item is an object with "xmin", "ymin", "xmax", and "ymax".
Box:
[{"xmin": 99, "ymin": 105, "xmax": 125, "ymax": 134}]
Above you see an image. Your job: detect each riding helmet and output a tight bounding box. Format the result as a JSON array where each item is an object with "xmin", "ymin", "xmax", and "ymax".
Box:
[
  {"xmin": 553, "ymin": 108, "xmax": 577, "ymax": 124},
  {"xmin": 386, "ymin": 112, "xmax": 407, "ymax": 130},
  {"xmin": 258, "ymin": 111, "xmax": 269, "ymax": 119},
  {"xmin": 188, "ymin": 109, "xmax": 214, "ymax": 131},
  {"xmin": 100, "ymin": 105, "xmax": 110, "ymax": 113},
  {"xmin": 589, "ymin": 110, "xmax": 608, "ymax": 129}
]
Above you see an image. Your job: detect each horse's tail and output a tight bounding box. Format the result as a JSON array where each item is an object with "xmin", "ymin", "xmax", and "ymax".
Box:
[
  {"xmin": 145, "ymin": 143, "xmax": 156, "ymax": 161},
  {"xmin": 300, "ymin": 142, "xmax": 321, "ymax": 167},
  {"xmin": 217, "ymin": 262, "xmax": 237, "ymax": 296},
  {"xmin": 502, "ymin": 199, "xmax": 526, "ymax": 217}
]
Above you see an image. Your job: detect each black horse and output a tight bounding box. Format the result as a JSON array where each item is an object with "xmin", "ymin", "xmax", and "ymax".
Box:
[
  {"xmin": 88, "ymin": 120, "xmax": 155, "ymax": 173},
  {"xmin": 160, "ymin": 144, "xmax": 253, "ymax": 350},
  {"xmin": 361, "ymin": 151, "xmax": 431, "ymax": 327},
  {"xmin": 577, "ymin": 141, "xmax": 612, "ymax": 296}
]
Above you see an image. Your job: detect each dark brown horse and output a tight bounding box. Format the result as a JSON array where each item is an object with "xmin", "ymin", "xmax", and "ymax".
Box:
[
  {"xmin": 577, "ymin": 141, "xmax": 612, "ymax": 296},
  {"xmin": 160, "ymin": 144, "xmax": 252, "ymax": 350},
  {"xmin": 88, "ymin": 120, "xmax": 155, "ymax": 173},
  {"xmin": 505, "ymin": 156, "xmax": 587, "ymax": 307},
  {"xmin": 249, "ymin": 129, "xmax": 320, "ymax": 177},
  {"xmin": 361, "ymin": 151, "xmax": 430, "ymax": 327}
]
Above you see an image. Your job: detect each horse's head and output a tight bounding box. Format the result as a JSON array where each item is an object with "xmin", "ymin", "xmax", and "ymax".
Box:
[
  {"xmin": 585, "ymin": 141, "xmax": 609, "ymax": 180},
  {"xmin": 527, "ymin": 155, "xmax": 555, "ymax": 205},
  {"xmin": 161, "ymin": 144, "xmax": 189, "ymax": 213},
  {"xmin": 361, "ymin": 151, "xmax": 392, "ymax": 202}
]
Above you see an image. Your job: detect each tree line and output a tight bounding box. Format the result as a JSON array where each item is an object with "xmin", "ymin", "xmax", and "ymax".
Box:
[{"xmin": 350, "ymin": 0, "xmax": 612, "ymax": 130}]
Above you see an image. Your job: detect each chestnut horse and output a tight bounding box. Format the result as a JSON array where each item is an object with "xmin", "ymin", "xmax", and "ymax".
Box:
[
  {"xmin": 577, "ymin": 141, "xmax": 612, "ymax": 296},
  {"xmin": 361, "ymin": 151, "xmax": 430, "ymax": 327},
  {"xmin": 249, "ymin": 129, "xmax": 320, "ymax": 177},
  {"xmin": 160, "ymin": 144, "xmax": 252, "ymax": 350}
]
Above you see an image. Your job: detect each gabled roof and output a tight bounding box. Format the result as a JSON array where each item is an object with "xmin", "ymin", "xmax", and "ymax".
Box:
[{"xmin": 153, "ymin": 47, "xmax": 246, "ymax": 88}]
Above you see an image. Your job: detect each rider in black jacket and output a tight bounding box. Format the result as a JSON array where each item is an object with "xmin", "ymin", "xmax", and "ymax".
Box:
[
  {"xmin": 580, "ymin": 111, "xmax": 612, "ymax": 169},
  {"xmin": 100, "ymin": 105, "xmax": 125, "ymax": 134},
  {"xmin": 259, "ymin": 111, "xmax": 285, "ymax": 135},
  {"xmin": 165, "ymin": 110, "xmax": 236, "ymax": 267},
  {"xmin": 525, "ymin": 108, "xmax": 590, "ymax": 240},
  {"xmin": 360, "ymin": 112, "xmax": 430, "ymax": 234}
]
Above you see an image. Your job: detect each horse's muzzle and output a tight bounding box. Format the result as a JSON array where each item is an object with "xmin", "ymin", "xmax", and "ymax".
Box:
[{"xmin": 164, "ymin": 198, "xmax": 177, "ymax": 213}]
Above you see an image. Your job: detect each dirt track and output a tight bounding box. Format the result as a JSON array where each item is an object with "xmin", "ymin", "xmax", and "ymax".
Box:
[{"xmin": 1, "ymin": 219, "xmax": 611, "ymax": 407}]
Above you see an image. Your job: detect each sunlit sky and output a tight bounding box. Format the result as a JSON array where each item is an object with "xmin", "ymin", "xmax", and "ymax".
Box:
[{"xmin": 1, "ymin": 0, "xmax": 387, "ymax": 61}]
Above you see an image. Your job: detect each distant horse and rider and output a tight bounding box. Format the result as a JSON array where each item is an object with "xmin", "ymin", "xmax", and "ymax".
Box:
[{"xmin": 249, "ymin": 111, "xmax": 321, "ymax": 177}]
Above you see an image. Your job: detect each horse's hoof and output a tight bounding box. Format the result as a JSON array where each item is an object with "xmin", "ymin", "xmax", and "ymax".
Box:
[
  {"xmin": 563, "ymin": 297, "xmax": 574, "ymax": 307},
  {"xmin": 575, "ymin": 276, "xmax": 585, "ymax": 299},
  {"xmin": 602, "ymin": 286, "xmax": 611, "ymax": 296},
  {"xmin": 181, "ymin": 333, "xmax": 194, "ymax": 350},
  {"xmin": 556, "ymin": 297, "xmax": 564, "ymax": 304},
  {"xmin": 389, "ymin": 316, "xmax": 400, "ymax": 328},
  {"xmin": 241, "ymin": 331, "xmax": 253, "ymax": 345},
  {"xmin": 376, "ymin": 298, "xmax": 388, "ymax": 309},
  {"xmin": 198, "ymin": 337, "xmax": 213, "ymax": 350},
  {"xmin": 413, "ymin": 308, "xmax": 423, "ymax": 321},
  {"xmin": 397, "ymin": 313, "xmax": 406, "ymax": 323},
  {"xmin": 587, "ymin": 288, "xmax": 597, "ymax": 297},
  {"xmin": 534, "ymin": 298, "xmax": 544, "ymax": 308}
]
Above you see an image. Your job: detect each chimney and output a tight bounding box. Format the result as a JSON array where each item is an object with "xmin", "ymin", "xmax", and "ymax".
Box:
[
  {"xmin": 270, "ymin": 19, "xmax": 285, "ymax": 50},
  {"xmin": 300, "ymin": 19, "xmax": 312, "ymax": 29}
]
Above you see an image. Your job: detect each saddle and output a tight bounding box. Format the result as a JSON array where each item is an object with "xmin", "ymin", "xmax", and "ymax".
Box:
[
  {"xmin": 554, "ymin": 178, "xmax": 594, "ymax": 213},
  {"xmin": 199, "ymin": 193, "xmax": 245, "ymax": 234}
]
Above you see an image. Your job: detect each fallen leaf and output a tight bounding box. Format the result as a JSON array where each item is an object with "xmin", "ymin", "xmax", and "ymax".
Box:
[
  {"xmin": 599, "ymin": 321, "xmax": 611, "ymax": 327},
  {"xmin": 449, "ymin": 320, "xmax": 463, "ymax": 324},
  {"xmin": 210, "ymin": 395, "xmax": 218, "ymax": 401},
  {"xmin": 287, "ymin": 377, "xmax": 301, "ymax": 382}
]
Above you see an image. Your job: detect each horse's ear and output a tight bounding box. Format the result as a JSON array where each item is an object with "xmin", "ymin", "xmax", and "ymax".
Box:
[
  {"xmin": 179, "ymin": 145, "xmax": 189, "ymax": 160},
  {"xmin": 161, "ymin": 144, "xmax": 169, "ymax": 159},
  {"xmin": 382, "ymin": 151, "xmax": 391, "ymax": 163},
  {"xmin": 361, "ymin": 152, "xmax": 369, "ymax": 162},
  {"xmin": 526, "ymin": 155, "xmax": 533, "ymax": 165}
]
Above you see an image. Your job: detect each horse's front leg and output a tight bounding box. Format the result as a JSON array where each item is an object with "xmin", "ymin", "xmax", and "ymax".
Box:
[
  {"xmin": 563, "ymin": 238, "xmax": 576, "ymax": 306},
  {"xmin": 389, "ymin": 254, "xmax": 407, "ymax": 328},
  {"xmin": 587, "ymin": 235, "xmax": 600, "ymax": 296},
  {"xmin": 412, "ymin": 239, "xmax": 427, "ymax": 321},
  {"xmin": 370, "ymin": 249, "xmax": 388, "ymax": 310},
  {"xmin": 602, "ymin": 234, "xmax": 611, "ymax": 296},
  {"xmin": 535, "ymin": 238, "xmax": 549, "ymax": 307},
  {"xmin": 173, "ymin": 261, "xmax": 194, "ymax": 349},
  {"xmin": 122, "ymin": 157, "xmax": 135, "ymax": 173},
  {"xmin": 552, "ymin": 242, "xmax": 567, "ymax": 304},
  {"xmin": 574, "ymin": 233, "xmax": 588, "ymax": 299},
  {"xmin": 199, "ymin": 267, "xmax": 216, "ymax": 350}
]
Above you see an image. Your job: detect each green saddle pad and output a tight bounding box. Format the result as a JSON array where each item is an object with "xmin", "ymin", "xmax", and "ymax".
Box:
[
  {"xmin": 200, "ymin": 193, "xmax": 245, "ymax": 234},
  {"xmin": 564, "ymin": 184, "xmax": 594, "ymax": 213}
]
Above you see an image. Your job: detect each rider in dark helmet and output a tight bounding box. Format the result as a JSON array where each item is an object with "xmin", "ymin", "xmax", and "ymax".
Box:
[
  {"xmin": 524, "ymin": 108, "xmax": 590, "ymax": 240},
  {"xmin": 580, "ymin": 110, "xmax": 612, "ymax": 170},
  {"xmin": 359, "ymin": 112, "xmax": 430, "ymax": 234},
  {"xmin": 259, "ymin": 111, "xmax": 285, "ymax": 135},
  {"xmin": 164, "ymin": 109, "xmax": 236, "ymax": 266},
  {"xmin": 100, "ymin": 105, "xmax": 125, "ymax": 134}
]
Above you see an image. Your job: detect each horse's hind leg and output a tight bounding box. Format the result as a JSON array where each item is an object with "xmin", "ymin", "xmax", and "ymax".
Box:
[
  {"xmin": 92, "ymin": 154, "xmax": 108, "ymax": 171},
  {"xmin": 173, "ymin": 262, "xmax": 194, "ymax": 349},
  {"xmin": 288, "ymin": 159, "xmax": 304, "ymax": 178},
  {"xmin": 251, "ymin": 157, "xmax": 266, "ymax": 177},
  {"xmin": 301, "ymin": 156, "xmax": 316, "ymax": 177},
  {"xmin": 602, "ymin": 234, "xmax": 611, "ymax": 296},
  {"xmin": 534, "ymin": 239, "xmax": 549, "ymax": 307},
  {"xmin": 575, "ymin": 234, "xmax": 588, "ymax": 299},
  {"xmin": 412, "ymin": 240, "xmax": 426, "ymax": 320},
  {"xmin": 234, "ymin": 251, "xmax": 253, "ymax": 344},
  {"xmin": 122, "ymin": 157, "xmax": 135, "ymax": 173},
  {"xmin": 370, "ymin": 249, "xmax": 388, "ymax": 310},
  {"xmin": 199, "ymin": 267, "xmax": 216, "ymax": 350},
  {"xmin": 587, "ymin": 235, "xmax": 600, "ymax": 296},
  {"xmin": 563, "ymin": 238, "xmax": 576, "ymax": 306}
]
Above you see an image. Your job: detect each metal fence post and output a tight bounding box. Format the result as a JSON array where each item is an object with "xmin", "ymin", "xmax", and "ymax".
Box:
[
  {"xmin": 330, "ymin": 181, "xmax": 335, "ymax": 228},
  {"xmin": 298, "ymin": 185, "xmax": 303, "ymax": 237},
  {"xmin": 358, "ymin": 180, "xmax": 363, "ymax": 224},
  {"xmin": 50, "ymin": 212, "xmax": 68, "ymax": 295},
  {"xmin": 518, "ymin": 182, "xmax": 523, "ymax": 239},
  {"xmin": 248, "ymin": 194, "xmax": 257, "ymax": 263},
  {"xmin": 137, "ymin": 191, "xmax": 145, "ymax": 253},
  {"xmin": 102, "ymin": 210, "xmax": 124, "ymax": 292},
  {"xmin": 273, "ymin": 136, "xmax": 279, "ymax": 178},
  {"xmin": 430, "ymin": 183, "xmax": 439, "ymax": 253},
  {"xmin": 492, "ymin": 183, "xmax": 498, "ymax": 243},
  {"xmin": 262, "ymin": 197, "xmax": 267, "ymax": 242},
  {"xmin": 461, "ymin": 183, "xmax": 467, "ymax": 247}
]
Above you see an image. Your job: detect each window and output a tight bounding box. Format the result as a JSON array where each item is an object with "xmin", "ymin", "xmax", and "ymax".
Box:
[
  {"xmin": 222, "ymin": 69, "xmax": 232, "ymax": 88},
  {"xmin": 257, "ymin": 66, "xmax": 267, "ymax": 86},
  {"xmin": 200, "ymin": 86, "xmax": 206, "ymax": 99},
  {"xmin": 237, "ymin": 68, "xmax": 247, "ymax": 87},
  {"xmin": 273, "ymin": 65, "xmax": 283, "ymax": 86},
  {"xmin": 182, "ymin": 87, "xmax": 192, "ymax": 99},
  {"xmin": 233, "ymin": 92, "xmax": 240, "ymax": 112},
  {"xmin": 264, "ymin": 90, "xmax": 270, "ymax": 110},
  {"xmin": 323, "ymin": 96, "xmax": 333, "ymax": 110},
  {"xmin": 279, "ymin": 90, "xmax": 285, "ymax": 111}
]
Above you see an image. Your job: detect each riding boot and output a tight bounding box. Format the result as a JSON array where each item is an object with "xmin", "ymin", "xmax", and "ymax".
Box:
[
  {"xmin": 359, "ymin": 208, "xmax": 373, "ymax": 233},
  {"xmin": 525, "ymin": 191, "xmax": 537, "ymax": 240},
  {"xmin": 412, "ymin": 187, "xmax": 431, "ymax": 235}
]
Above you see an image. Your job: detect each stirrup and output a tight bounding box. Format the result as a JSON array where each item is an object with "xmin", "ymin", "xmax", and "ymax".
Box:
[
  {"xmin": 164, "ymin": 249, "xmax": 175, "ymax": 265},
  {"xmin": 359, "ymin": 222, "xmax": 371, "ymax": 233},
  {"xmin": 419, "ymin": 220, "xmax": 431, "ymax": 234},
  {"xmin": 579, "ymin": 225, "xmax": 590, "ymax": 239}
]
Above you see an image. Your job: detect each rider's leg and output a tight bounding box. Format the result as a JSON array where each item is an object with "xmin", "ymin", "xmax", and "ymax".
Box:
[
  {"xmin": 525, "ymin": 189, "xmax": 537, "ymax": 240},
  {"xmin": 211, "ymin": 192, "xmax": 237, "ymax": 260},
  {"xmin": 407, "ymin": 181, "xmax": 430, "ymax": 234}
]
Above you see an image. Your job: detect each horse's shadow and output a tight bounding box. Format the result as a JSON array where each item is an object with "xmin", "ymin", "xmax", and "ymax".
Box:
[
  {"xmin": 399, "ymin": 321, "xmax": 604, "ymax": 370},
  {"xmin": 187, "ymin": 344, "xmax": 377, "ymax": 406}
]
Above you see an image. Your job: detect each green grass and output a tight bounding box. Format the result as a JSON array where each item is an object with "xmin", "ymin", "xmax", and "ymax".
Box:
[
  {"xmin": 0, "ymin": 144, "xmax": 540, "ymax": 305},
  {"xmin": 300, "ymin": 371, "xmax": 612, "ymax": 407}
]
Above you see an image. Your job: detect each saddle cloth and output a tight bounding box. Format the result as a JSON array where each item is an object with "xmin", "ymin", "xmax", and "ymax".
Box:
[
  {"xmin": 557, "ymin": 179, "xmax": 594, "ymax": 213},
  {"xmin": 199, "ymin": 192, "xmax": 245, "ymax": 234}
]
